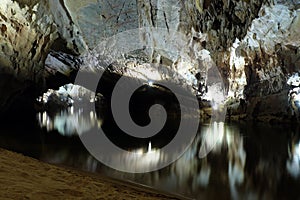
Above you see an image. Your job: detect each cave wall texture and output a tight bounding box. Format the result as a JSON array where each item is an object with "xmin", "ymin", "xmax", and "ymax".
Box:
[
  {"xmin": 1, "ymin": 0, "xmax": 300, "ymax": 121},
  {"xmin": 0, "ymin": 0, "xmax": 86, "ymax": 113}
]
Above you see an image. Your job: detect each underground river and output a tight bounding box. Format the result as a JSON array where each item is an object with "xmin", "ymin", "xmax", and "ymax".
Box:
[{"xmin": 1, "ymin": 100, "xmax": 300, "ymax": 200}]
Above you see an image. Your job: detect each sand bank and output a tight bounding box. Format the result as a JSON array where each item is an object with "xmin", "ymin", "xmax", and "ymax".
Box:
[{"xmin": 0, "ymin": 148, "xmax": 179, "ymax": 199}]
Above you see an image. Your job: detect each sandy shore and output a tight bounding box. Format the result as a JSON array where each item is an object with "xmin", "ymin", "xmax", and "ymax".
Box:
[{"xmin": 0, "ymin": 148, "xmax": 179, "ymax": 199}]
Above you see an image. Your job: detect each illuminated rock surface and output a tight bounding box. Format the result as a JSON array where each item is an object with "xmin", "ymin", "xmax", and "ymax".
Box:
[{"xmin": 0, "ymin": 0, "xmax": 300, "ymax": 121}]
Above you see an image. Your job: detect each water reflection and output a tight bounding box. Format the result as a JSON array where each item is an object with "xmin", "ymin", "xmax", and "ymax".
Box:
[
  {"xmin": 200, "ymin": 122, "xmax": 246, "ymax": 198},
  {"xmin": 199, "ymin": 122, "xmax": 225, "ymax": 157},
  {"xmin": 287, "ymin": 136, "xmax": 300, "ymax": 178},
  {"xmin": 37, "ymin": 103, "xmax": 173, "ymax": 172},
  {"xmin": 37, "ymin": 106, "xmax": 102, "ymax": 136},
  {"xmin": 109, "ymin": 142, "xmax": 163, "ymax": 172},
  {"xmin": 0, "ymin": 107, "xmax": 299, "ymax": 199},
  {"xmin": 164, "ymin": 123, "xmax": 246, "ymax": 199}
]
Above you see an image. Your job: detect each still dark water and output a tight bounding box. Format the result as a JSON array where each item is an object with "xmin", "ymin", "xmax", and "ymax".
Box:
[{"xmin": 1, "ymin": 103, "xmax": 300, "ymax": 200}]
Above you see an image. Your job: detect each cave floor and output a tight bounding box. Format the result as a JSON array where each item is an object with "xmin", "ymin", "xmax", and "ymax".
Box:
[{"xmin": 0, "ymin": 148, "xmax": 180, "ymax": 200}]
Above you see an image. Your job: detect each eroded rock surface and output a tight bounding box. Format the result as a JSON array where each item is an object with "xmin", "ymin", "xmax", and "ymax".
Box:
[
  {"xmin": 0, "ymin": 0, "xmax": 86, "ymax": 112},
  {"xmin": 225, "ymin": 2, "xmax": 300, "ymax": 122},
  {"xmin": 1, "ymin": 0, "xmax": 300, "ymax": 122},
  {"xmin": 0, "ymin": 0, "xmax": 57, "ymax": 112}
]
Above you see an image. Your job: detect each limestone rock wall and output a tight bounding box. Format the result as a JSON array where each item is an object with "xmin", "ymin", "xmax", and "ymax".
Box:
[
  {"xmin": 228, "ymin": 3, "xmax": 299, "ymax": 98},
  {"xmin": 0, "ymin": 0, "xmax": 87, "ymax": 112},
  {"xmin": 1, "ymin": 0, "xmax": 300, "ymax": 122},
  {"xmin": 0, "ymin": 0, "xmax": 57, "ymax": 111},
  {"xmin": 224, "ymin": 2, "xmax": 300, "ymax": 122},
  {"xmin": 60, "ymin": 0, "xmax": 269, "ymax": 95},
  {"xmin": 0, "ymin": 0, "xmax": 56, "ymax": 79}
]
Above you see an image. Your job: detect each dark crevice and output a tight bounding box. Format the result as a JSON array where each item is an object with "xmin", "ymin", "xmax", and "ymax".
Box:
[
  {"xmin": 163, "ymin": 11, "xmax": 169, "ymax": 32},
  {"xmin": 149, "ymin": 1, "xmax": 156, "ymax": 27}
]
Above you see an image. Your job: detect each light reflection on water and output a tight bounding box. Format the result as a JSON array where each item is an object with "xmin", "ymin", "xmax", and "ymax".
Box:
[
  {"xmin": 0, "ymin": 107, "xmax": 299, "ymax": 199},
  {"xmin": 287, "ymin": 136, "xmax": 300, "ymax": 178},
  {"xmin": 37, "ymin": 106, "xmax": 102, "ymax": 136},
  {"xmin": 37, "ymin": 106, "xmax": 168, "ymax": 172}
]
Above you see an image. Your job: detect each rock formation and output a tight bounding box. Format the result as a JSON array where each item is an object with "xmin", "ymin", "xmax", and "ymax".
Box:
[
  {"xmin": 1, "ymin": 0, "xmax": 300, "ymax": 122},
  {"xmin": 0, "ymin": 0, "xmax": 86, "ymax": 114}
]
